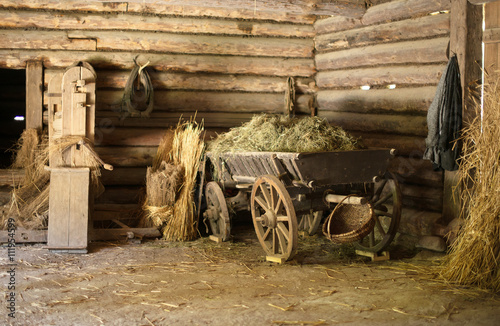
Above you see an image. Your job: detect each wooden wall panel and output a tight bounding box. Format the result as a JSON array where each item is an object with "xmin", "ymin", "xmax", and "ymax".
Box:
[{"xmin": 315, "ymin": 1, "xmax": 451, "ymax": 214}]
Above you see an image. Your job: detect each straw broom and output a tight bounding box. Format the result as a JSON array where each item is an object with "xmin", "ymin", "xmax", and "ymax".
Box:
[{"xmin": 440, "ymin": 73, "xmax": 500, "ymax": 292}]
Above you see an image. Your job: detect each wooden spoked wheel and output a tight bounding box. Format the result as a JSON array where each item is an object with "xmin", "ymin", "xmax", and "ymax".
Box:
[
  {"xmin": 251, "ymin": 175, "xmax": 298, "ymax": 261},
  {"xmin": 355, "ymin": 172, "xmax": 402, "ymax": 253},
  {"xmin": 204, "ymin": 181, "xmax": 231, "ymax": 241},
  {"xmin": 298, "ymin": 211, "xmax": 323, "ymax": 236}
]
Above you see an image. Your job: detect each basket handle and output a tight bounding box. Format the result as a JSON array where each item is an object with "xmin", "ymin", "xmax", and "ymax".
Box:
[{"xmin": 324, "ymin": 194, "xmax": 357, "ymax": 239}]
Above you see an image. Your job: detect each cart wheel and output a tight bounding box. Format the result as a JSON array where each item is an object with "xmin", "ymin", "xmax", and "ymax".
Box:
[
  {"xmin": 298, "ymin": 211, "xmax": 323, "ymax": 236},
  {"xmin": 251, "ymin": 175, "xmax": 298, "ymax": 261},
  {"xmin": 354, "ymin": 172, "xmax": 402, "ymax": 253},
  {"xmin": 204, "ymin": 181, "xmax": 231, "ymax": 241}
]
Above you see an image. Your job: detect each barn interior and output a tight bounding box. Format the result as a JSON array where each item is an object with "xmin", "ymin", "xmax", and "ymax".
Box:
[{"xmin": 0, "ymin": 0, "xmax": 499, "ymax": 325}]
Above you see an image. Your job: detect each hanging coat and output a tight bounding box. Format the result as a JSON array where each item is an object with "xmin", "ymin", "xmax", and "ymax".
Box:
[{"xmin": 423, "ymin": 54, "xmax": 462, "ymax": 171}]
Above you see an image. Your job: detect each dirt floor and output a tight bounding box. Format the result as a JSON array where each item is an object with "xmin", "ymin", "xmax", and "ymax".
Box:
[{"xmin": 1, "ymin": 218, "xmax": 499, "ymax": 326}]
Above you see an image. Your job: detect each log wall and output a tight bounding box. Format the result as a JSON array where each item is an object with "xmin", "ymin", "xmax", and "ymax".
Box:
[
  {"xmin": 315, "ymin": 0, "xmax": 452, "ymax": 213},
  {"xmin": 0, "ymin": 0, "xmax": 327, "ymax": 209}
]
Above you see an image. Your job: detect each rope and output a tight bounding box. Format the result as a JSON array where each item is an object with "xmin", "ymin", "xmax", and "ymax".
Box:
[{"xmin": 121, "ymin": 59, "xmax": 154, "ymax": 118}]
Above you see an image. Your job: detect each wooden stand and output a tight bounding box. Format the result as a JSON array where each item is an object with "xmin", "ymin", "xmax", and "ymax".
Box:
[
  {"xmin": 355, "ymin": 250, "xmax": 390, "ymax": 262},
  {"xmin": 266, "ymin": 256, "xmax": 287, "ymax": 264},
  {"xmin": 47, "ymin": 168, "xmax": 90, "ymax": 253}
]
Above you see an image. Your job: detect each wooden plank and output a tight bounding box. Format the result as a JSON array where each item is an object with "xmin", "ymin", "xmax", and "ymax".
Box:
[
  {"xmin": 101, "ymin": 167, "xmax": 146, "ymax": 186},
  {"xmin": 95, "ymin": 186, "xmax": 142, "ymax": 205},
  {"xmin": 351, "ymin": 132, "xmax": 426, "ymax": 157},
  {"xmin": 317, "ymin": 87, "xmax": 435, "ymax": 115},
  {"xmin": 25, "ymin": 60, "xmax": 43, "ymax": 131},
  {"xmin": 388, "ymin": 157, "xmax": 443, "ymax": 187},
  {"xmin": 69, "ymin": 169, "xmax": 90, "ymax": 248},
  {"xmin": 47, "ymin": 169, "xmax": 71, "ymax": 248},
  {"xmin": 0, "ymin": 9, "xmax": 315, "ymax": 38},
  {"xmin": 95, "ymin": 90, "xmax": 313, "ymax": 115},
  {"xmin": 483, "ymin": 27, "xmax": 500, "ymax": 43},
  {"xmin": 316, "ymin": 13, "xmax": 450, "ymax": 52},
  {"xmin": 95, "ymin": 146, "xmax": 157, "ymax": 168},
  {"xmin": 318, "ymin": 111, "xmax": 428, "ymax": 137},
  {"xmin": 0, "ymin": 169, "xmax": 24, "ymax": 187},
  {"xmin": 314, "ymin": 15, "xmax": 363, "ymax": 35},
  {"xmin": 315, "ymin": 37, "xmax": 449, "ymax": 71},
  {"xmin": 316, "ymin": 65, "xmax": 445, "ymax": 89},
  {"xmin": 86, "ymin": 70, "xmax": 316, "ymax": 94},
  {"xmin": 67, "ymin": 30, "xmax": 313, "ymax": 58},
  {"xmin": 362, "ymin": 0, "xmax": 452, "ymax": 26},
  {"xmin": 0, "ymin": 30, "xmax": 96, "ymax": 51},
  {"xmin": 96, "ymin": 112, "xmax": 252, "ymax": 129},
  {"xmin": 0, "ymin": 50, "xmax": 315, "ymax": 76}
]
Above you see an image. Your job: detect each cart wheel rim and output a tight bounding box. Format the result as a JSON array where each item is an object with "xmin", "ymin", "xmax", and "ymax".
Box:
[
  {"xmin": 205, "ymin": 181, "xmax": 231, "ymax": 241},
  {"xmin": 251, "ymin": 175, "xmax": 298, "ymax": 260},
  {"xmin": 354, "ymin": 172, "xmax": 402, "ymax": 253},
  {"xmin": 298, "ymin": 211, "xmax": 323, "ymax": 236}
]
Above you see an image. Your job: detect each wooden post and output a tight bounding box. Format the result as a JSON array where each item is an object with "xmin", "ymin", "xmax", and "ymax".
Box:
[
  {"xmin": 25, "ymin": 60, "xmax": 44, "ymax": 131},
  {"xmin": 442, "ymin": 0, "xmax": 483, "ymax": 223}
]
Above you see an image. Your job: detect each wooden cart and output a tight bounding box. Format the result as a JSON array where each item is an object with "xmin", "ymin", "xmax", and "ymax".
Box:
[{"xmin": 202, "ymin": 149, "xmax": 402, "ymax": 261}]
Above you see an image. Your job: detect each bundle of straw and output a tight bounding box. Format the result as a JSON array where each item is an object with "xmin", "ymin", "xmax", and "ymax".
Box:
[
  {"xmin": 141, "ymin": 122, "xmax": 205, "ymax": 241},
  {"xmin": 440, "ymin": 74, "xmax": 500, "ymax": 292},
  {"xmin": 1, "ymin": 132, "xmax": 107, "ymax": 230}
]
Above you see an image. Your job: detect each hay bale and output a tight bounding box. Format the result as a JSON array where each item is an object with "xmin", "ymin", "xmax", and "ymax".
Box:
[
  {"xmin": 440, "ymin": 73, "xmax": 500, "ymax": 292},
  {"xmin": 145, "ymin": 162, "xmax": 184, "ymax": 207},
  {"xmin": 207, "ymin": 114, "xmax": 363, "ymax": 157}
]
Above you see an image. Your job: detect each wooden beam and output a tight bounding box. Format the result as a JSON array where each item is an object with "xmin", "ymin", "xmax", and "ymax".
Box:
[
  {"xmin": 316, "ymin": 13, "xmax": 450, "ymax": 53},
  {"xmin": 442, "ymin": 0, "xmax": 483, "ymax": 223},
  {"xmin": 25, "ymin": 60, "xmax": 43, "ymax": 131},
  {"xmin": 0, "ymin": 9, "xmax": 314, "ymax": 38},
  {"xmin": 316, "ymin": 65, "xmax": 445, "ymax": 89},
  {"xmin": 468, "ymin": 0, "xmax": 497, "ymax": 4},
  {"xmin": 0, "ymin": 169, "xmax": 24, "ymax": 187},
  {"xmin": 362, "ymin": 0, "xmax": 452, "ymax": 26},
  {"xmin": 315, "ymin": 37, "xmax": 449, "ymax": 71},
  {"xmin": 0, "ymin": 50, "xmax": 315, "ymax": 76}
]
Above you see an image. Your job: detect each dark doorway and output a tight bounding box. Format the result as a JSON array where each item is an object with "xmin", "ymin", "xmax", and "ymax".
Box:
[{"xmin": 0, "ymin": 68, "xmax": 26, "ymax": 168}]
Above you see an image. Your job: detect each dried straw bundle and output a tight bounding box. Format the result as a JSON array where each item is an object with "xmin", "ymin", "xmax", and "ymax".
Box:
[
  {"xmin": 207, "ymin": 114, "xmax": 362, "ymax": 158},
  {"xmin": 2, "ymin": 133, "xmax": 106, "ymax": 230},
  {"xmin": 162, "ymin": 122, "xmax": 205, "ymax": 241},
  {"xmin": 440, "ymin": 74, "xmax": 500, "ymax": 292}
]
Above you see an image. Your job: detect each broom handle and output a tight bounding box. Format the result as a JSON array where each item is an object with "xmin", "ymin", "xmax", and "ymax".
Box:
[{"xmin": 79, "ymin": 140, "xmax": 114, "ymax": 171}]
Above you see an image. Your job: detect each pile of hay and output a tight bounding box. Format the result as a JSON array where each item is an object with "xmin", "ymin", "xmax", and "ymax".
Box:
[
  {"xmin": 440, "ymin": 74, "xmax": 500, "ymax": 292},
  {"xmin": 1, "ymin": 130, "xmax": 106, "ymax": 230},
  {"xmin": 207, "ymin": 114, "xmax": 362, "ymax": 157},
  {"xmin": 142, "ymin": 121, "xmax": 205, "ymax": 241}
]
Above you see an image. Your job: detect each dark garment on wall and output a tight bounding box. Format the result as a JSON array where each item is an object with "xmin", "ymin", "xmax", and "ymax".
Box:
[{"xmin": 423, "ymin": 55, "xmax": 462, "ymax": 171}]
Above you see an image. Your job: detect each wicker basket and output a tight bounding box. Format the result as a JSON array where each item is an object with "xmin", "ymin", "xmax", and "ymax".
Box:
[{"xmin": 322, "ymin": 195, "xmax": 375, "ymax": 244}]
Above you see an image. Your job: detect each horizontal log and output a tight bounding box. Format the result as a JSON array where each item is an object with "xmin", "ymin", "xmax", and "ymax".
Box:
[
  {"xmin": 0, "ymin": 30, "xmax": 96, "ymax": 51},
  {"xmin": 317, "ymin": 87, "xmax": 435, "ymax": 115},
  {"xmin": 45, "ymin": 69, "xmax": 316, "ymax": 94},
  {"xmin": 96, "ymin": 186, "xmax": 143, "ymax": 205},
  {"xmin": 95, "ymin": 126, "xmax": 225, "ymax": 147},
  {"xmin": 315, "ymin": 37, "xmax": 449, "ymax": 71},
  {"xmin": 316, "ymin": 13, "xmax": 450, "ymax": 52},
  {"xmin": 0, "ymin": 50, "xmax": 315, "ymax": 76},
  {"xmin": 400, "ymin": 183, "xmax": 443, "ymax": 212},
  {"xmin": 0, "ymin": 9, "xmax": 315, "ymax": 38},
  {"xmin": 0, "ymin": 169, "xmax": 24, "ymax": 187},
  {"xmin": 101, "ymin": 167, "xmax": 146, "ymax": 186},
  {"xmin": 95, "ymin": 146, "xmax": 157, "ymax": 167},
  {"xmin": 362, "ymin": 0, "xmax": 451, "ymax": 26},
  {"xmin": 389, "ymin": 156, "xmax": 443, "ymax": 187},
  {"xmin": 351, "ymin": 132, "xmax": 426, "ymax": 157},
  {"xmin": 94, "ymin": 90, "xmax": 313, "ymax": 115},
  {"xmin": 318, "ymin": 111, "xmax": 428, "ymax": 137},
  {"xmin": 314, "ymin": 16, "xmax": 363, "ymax": 35},
  {"xmin": 399, "ymin": 207, "xmax": 443, "ymax": 236},
  {"xmin": 316, "ymin": 65, "xmax": 445, "ymax": 89},
  {"xmin": 96, "ymin": 112, "xmax": 253, "ymax": 129},
  {"xmin": 67, "ymin": 30, "xmax": 313, "ymax": 58}
]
